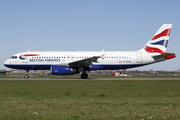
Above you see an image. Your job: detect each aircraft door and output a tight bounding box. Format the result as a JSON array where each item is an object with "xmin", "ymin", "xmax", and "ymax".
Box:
[
  {"xmin": 137, "ymin": 52, "xmax": 142, "ymax": 63},
  {"xmin": 22, "ymin": 53, "xmax": 28, "ymax": 63}
]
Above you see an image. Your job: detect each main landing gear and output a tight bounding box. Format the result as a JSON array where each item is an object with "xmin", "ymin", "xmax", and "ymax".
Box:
[
  {"xmin": 81, "ymin": 73, "xmax": 88, "ymax": 79},
  {"xmin": 24, "ymin": 70, "xmax": 29, "ymax": 79},
  {"xmin": 79, "ymin": 67, "xmax": 88, "ymax": 79}
]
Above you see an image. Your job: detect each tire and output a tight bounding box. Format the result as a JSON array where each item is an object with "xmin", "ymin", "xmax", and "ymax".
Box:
[
  {"xmin": 24, "ymin": 74, "xmax": 29, "ymax": 79},
  {"xmin": 81, "ymin": 73, "xmax": 88, "ymax": 79}
]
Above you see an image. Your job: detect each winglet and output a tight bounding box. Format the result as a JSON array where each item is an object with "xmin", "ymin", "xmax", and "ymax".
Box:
[{"xmin": 100, "ymin": 54, "xmax": 105, "ymax": 58}]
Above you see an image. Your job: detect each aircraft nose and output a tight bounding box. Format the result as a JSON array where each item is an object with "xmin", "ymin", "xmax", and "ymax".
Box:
[{"xmin": 4, "ymin": 59, "xmax": 11, "ymax": 67}]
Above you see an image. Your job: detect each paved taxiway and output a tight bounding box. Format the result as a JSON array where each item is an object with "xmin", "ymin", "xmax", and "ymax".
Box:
[{"xmin": 0, "ymin": 78, "xmax": 180, "ymax": 80}]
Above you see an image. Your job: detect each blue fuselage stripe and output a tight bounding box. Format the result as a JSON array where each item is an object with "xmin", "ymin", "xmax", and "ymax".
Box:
[{"xmin": 4, "ymin": 64, "xmax": 146, "ymax": 70}]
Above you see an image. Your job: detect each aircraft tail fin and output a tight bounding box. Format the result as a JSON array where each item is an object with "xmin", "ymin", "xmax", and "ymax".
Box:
[{"xmin": 141, "ymin": 24, "xmax": 172, "ymax": 54}]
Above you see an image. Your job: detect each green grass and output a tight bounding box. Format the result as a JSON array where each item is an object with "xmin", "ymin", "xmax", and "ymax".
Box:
[
  {"xmin": 1, "ymin": 74, "xmax": 180, "ymax": 78},
  {"xmin": 0, "ymin": 80, "xmax": 180, "ymax": 119}
]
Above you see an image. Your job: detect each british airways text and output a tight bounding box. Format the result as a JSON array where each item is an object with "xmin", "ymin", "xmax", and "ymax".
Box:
[{"xmin": 29, "ymin": 59, "xmax": 60, "ymax": 62}]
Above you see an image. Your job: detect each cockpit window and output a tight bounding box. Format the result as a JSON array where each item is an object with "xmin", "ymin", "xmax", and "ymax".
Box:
[{"xmin": 10, "ymin": 56, "xmax": 17, "ymax": 59}]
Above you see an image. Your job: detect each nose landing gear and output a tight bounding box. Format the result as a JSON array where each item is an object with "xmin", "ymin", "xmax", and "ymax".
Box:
[
  {"xmin": 24, "ymin": 74, "xmax": 29, "ymax": 78},
  {"xmin": 24, "ymin": 70, "xmax": 29, "ymax": 79}
]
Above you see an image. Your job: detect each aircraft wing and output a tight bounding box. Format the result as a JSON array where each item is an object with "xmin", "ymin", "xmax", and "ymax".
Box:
[{"xmin": 69, "ymin": 54, "xmax": 105, "ymax": 68}]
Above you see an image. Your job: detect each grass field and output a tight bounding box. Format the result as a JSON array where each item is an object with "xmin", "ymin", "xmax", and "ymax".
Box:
[
  {"xmin": 1, "ymin": 74, "xmax": 180, "ymax": 78},
  {"xmin": 0, "ymin": 80, "xmax": 180, "ymax": 119}
]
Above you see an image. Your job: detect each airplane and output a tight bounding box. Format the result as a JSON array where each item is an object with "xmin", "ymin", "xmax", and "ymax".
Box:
[{"xmin": 4, "ymin": 24, "xmax": 176, "ymax": 79}]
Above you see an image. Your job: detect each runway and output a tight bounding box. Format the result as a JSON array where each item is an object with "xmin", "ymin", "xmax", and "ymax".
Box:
[{"xmin": 0, "ymin": 78, "xmax": 180, "ymax": 80}]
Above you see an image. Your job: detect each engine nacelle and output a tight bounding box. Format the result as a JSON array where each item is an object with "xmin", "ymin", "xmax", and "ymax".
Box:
[{"xmin": 51, "ymin": 65, "xmax": 77, "ymax": 75}]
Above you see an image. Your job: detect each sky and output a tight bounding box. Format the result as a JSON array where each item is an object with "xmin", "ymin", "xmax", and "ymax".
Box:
[{"xmin": 0, "ymin": 0, "xmax": 180, "ymax": 71}]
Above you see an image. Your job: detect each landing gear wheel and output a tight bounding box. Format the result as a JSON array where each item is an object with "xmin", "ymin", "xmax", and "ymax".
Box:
[
  {"xmin": 81, "ymin": 73, "xmax": 88, "ymax": 79},
  {"xmin": 24, "ymin": 74, "xmax": 29, "ymax": 79}
]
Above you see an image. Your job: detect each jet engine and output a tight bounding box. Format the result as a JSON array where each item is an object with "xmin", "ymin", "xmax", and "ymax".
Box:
[{"xmin": 51, "ymin": 65, "xmax": 77, "ymax": 75}]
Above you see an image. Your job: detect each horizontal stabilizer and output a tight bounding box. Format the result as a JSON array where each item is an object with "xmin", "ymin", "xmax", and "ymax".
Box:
[{"xmin": 153, "ymin": 53, "xmax": 176, "ymax": 62}]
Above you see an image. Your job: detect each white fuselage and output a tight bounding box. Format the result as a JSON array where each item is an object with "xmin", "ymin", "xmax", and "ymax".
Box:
[{"xmin": 4, "ymin": 50, "xmax": 155, "ymax": 71}]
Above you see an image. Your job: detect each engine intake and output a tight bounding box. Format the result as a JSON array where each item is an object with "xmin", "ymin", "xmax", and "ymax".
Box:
[{"xmin": 51, "ymin": 65, "xmax": 77, "ymax": 75}]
